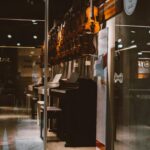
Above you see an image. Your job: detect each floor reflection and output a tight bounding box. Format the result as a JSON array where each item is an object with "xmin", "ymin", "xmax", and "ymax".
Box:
[
  {"xmin": 0, "ymin": 106, "xmax": 96, "ymax": 150},
  {"xmin": 0, "ymin": 106, "xmax": 42, "ymax": 150},
  {"xmin": 115, "ymin": 125, "xmax": 150, "ymax": 150}
]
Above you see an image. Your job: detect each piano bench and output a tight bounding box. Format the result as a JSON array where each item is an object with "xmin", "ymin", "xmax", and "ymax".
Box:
[{"xmin": 40, "ymin": 106, "xmax": 62, "ymax": 139}]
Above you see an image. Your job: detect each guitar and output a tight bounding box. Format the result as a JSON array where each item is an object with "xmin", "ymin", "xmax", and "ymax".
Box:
[{"xmin": 84, "ymin": 0, "xmax": 101, "ymax": 34}]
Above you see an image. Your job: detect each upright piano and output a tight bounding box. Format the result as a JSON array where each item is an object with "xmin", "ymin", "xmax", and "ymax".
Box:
[{"xmin": 50, "ymin": 73, "xmax": 97, "ymax": 147}]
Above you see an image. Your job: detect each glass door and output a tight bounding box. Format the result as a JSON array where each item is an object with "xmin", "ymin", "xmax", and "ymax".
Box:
[{"xmin": 113, "ymin": 1, "xmax": 150, "ymax": 150}]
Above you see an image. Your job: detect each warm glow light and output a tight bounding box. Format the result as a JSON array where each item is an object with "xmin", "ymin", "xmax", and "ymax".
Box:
[
  {"xmin": 30, "ymin": 51, "xmax": 35, "ymax": 55},
  {"xmin": 138, "ymin": 74, "xmax": 145, "ymax": 79}
]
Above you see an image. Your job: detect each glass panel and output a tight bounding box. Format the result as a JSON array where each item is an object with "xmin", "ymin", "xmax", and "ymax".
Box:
[
  {"xmin": 114, "ymin": 1, "xmax": 150, "ymax": 150},
  {"xmin": 0, "ymin": 1, "xmax": 45, "ymax": 148},
  {"xmin": 0, "ymin": 48, "xmax": 43, "ymax": 150}
]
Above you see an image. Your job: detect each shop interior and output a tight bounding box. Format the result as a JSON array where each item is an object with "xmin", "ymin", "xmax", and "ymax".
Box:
[
  {"xmin": 0, "ymin": 0, "xmax": 100, "ymax": 150},
  {"xmin": 0, "ymin": 0, "xmax": 150, "ymax": 150}
]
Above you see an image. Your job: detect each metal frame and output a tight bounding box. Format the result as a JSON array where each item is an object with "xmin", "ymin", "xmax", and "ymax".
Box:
[
  {"xmin": 0, "ymin": 18, "xmax": 45, "ymax": 22},
  {"xmin": 44, "ymin": 0, "xmax": 49, "ymax": 149},
  {"xmin": 106, "ymin": 47, "xmax": 115, "ymax": 150}
]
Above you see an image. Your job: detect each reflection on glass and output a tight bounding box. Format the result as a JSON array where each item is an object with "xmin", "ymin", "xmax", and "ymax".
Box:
[
  {"xmin": 114, "ymin": 1, "xmax": 150, "ymax": 150},
  {"xmin": 0, "ymin": 48, "xmax": 43, "ymax": 150}
]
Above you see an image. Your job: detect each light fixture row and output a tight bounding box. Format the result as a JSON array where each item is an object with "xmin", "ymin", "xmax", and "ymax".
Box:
[
  {"xmin": 7, "ymin": 34, "xmax": 38, "ymax": 39},
  {"xmin": 5, "ymin": 33, "xmax": 38, "ymax": 46}
]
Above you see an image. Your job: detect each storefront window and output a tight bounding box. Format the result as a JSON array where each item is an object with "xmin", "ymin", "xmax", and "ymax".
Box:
[{"xmin": 114, "ymin": 1, "xmax": 150, "ymax": 150}]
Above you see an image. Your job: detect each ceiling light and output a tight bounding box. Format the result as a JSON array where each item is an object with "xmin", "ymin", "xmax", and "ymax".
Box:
[
  {"xmin": 146, "ymin": 42, "xmax": 150, "ymax": 46},
  {"xmin": 17, "ymin": 43, "xmax": 21, "ymax": 46},
  {"xmin": 115, "ymin": 45, "xmax": 137, "ymax": 53},
  {"xmin": 117, "ymin": 39, "xmax": 122, "ymax": 43},
  {"xmin": 33, "ymin": 35, "xmax": 38, "ymax": 39},
  {"xmin": 131, "ymin": 40, "xmax": 135, "ymax": 44},
  {"xmin": 138, "ymin": 52, "xmax": 142, "ymax": 55},
  {"xmin": 131, "ymin": 30, "xmax": 136, "ymax": 34},
  {"xmin": 148, "ymin": 30, "xmax": 150, "ymax": 34},
  {"xmin": 32, "ymin": 20, "xmax": 38, "ymax": 25},
  {"xmin": 7, "ymin": 34, "xmax": 12, "ymax": 38},
  {"xmin": 32, "ymin": 20, "xmax": 36, "ymax": 23}
]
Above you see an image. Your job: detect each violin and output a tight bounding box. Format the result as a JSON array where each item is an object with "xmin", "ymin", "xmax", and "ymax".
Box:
[
  {"xmin": 56, "ymin": 22, "xmax": 65, "ymax": 60},
  {"xmin": 85, "ymin": 0, "xmax": 101, "ymax": 34}
]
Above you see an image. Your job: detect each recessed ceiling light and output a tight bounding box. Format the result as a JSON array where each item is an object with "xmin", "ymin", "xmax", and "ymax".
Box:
[
  {"xmin": 131, "ymin": 30, "xmax": 136, "ymax": 34},
  {"xmin": 131, "ymin": 40, "xmax": 135, "ymax": 44},
  {"xmin": 138, "ymin": 52, "xmax": 142, "ymax": 55},
  {"xmin": 32, "ymin": 20, "xmax": 36, "ymax": 23},
  {"xmin": 146, "ymin": 42, "xmax": 150, "ymax": 46},
  {"xmin": 17, "ymin": 43, "xmax": 21, "ymax": 46},
  {"xmin": 7, "ymin": 34, "xmax": 12, "ymax": 38},
  {"xmin": 33, "ymin": 35, "xmax": 38, "ymax": 39},
  {"xmin": 32, "ymin": 20, "xmax": 38, "ymax": 25}
]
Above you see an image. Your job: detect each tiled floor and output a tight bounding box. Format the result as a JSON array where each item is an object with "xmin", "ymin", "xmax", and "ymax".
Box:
[
  {"xmin": 1, "ymin": 106, "xmax": 149, "ymax": 150},
  {"xmin": 0, "ymin": 106, "xmax": 96, "ymax": 150},
  {"xmin": 47, "ymin": 142, "xmax": 96, "ymax": 150}
]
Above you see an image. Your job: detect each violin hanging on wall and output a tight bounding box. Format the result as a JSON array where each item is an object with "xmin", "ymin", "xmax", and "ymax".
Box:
[{"xmin": 84, "ymin": 0, "xmax": 101, "ymax": 34}]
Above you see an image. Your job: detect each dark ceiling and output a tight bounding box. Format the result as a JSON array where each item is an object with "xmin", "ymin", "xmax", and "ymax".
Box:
[{"xmin": 0, "ymin": 0, "xmax": 73, "ymax": 48}]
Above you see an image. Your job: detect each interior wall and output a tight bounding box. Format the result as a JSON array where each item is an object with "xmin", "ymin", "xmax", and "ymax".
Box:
[{"xmin": 96, "ymin": 17, "xmax": 115, "ymax": 146}]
